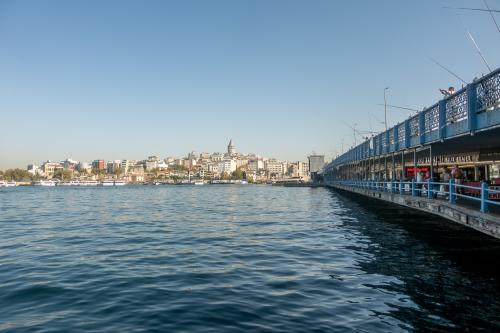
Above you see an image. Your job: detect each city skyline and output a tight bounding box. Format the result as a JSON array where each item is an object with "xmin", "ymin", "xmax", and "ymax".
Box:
[
  {"xmin": 2, "ymin": 139, "xmax": 320, "ymax": 183},
  {"xmin": 2, "ymin": 138, "xmax": 314, "ymax": 170},
  {"xmin": 1, "ymin": 1, "xmax": 500, "ymax": 169}
]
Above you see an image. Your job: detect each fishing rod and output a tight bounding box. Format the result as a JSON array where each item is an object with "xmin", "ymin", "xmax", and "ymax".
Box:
[
  {"xmin": 466, "ymin": 29, "xmax": 492, "ymax": 72},
  {"xmin": 428, "ymin": 57, "xmax": 468, "ymax": 85},
  {"xmin": 450, "ymin": 9, "xmax": 495, "ymax": 74},
  {"xmin": 341, "ymin": 121, "xmax": 375, "ymax": 146},
  {"xmin": 451, "ymin": 8, "xmax": 493, "ymax": 72},
  {"xmin": 442, "ymin": 6, "xmax": 500, "ymax": 13},
  {"xmin": 444, "ymin": 2, "xmax": 500, "ymax": 36},
  {"xmin": 483, "ymin": 0, "xmax": 500, "ymax": 35},
  {"xmin": 377, "ymin": 104, "xmax": 421, "ymax": 113}
]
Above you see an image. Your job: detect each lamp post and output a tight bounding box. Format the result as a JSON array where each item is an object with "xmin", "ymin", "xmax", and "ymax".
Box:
[
  {"xmin": 353, "ymin": 123, "xmax": 357, "ymax": 146},
  {"xmin": 384, "ymin": 87, "xmax": 390, "ymax": 131}
]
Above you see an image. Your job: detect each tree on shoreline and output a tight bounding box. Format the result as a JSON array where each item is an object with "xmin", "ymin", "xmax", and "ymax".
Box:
[
  {"xmin": 53, "ymin": 169, "xmax": 73, "ymax": 180},
  {"xmin": 2, "ymin": 169, "xmax": 32, "ymax": 181}
]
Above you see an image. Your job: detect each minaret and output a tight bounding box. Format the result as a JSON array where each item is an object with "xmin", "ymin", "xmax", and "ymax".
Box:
[{"xmin": 228, "ymin": 139, "xmax": 236, "ymax": 156}]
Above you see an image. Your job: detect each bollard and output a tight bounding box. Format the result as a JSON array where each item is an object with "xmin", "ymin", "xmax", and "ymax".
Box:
[
  {"xmin": 449, "ymin": 179, "xmax": 456, "ymax": 204},
  {"xmin": 412, "ymin": 179, "xmax": 416, "ymax": 197},
  {"xmin": 480, "ymin": 182, "xmax": 489, "ymax": 213},
  {"xmin": 427, "ymin": 179, "xmax": 432, "ymax": 199}
]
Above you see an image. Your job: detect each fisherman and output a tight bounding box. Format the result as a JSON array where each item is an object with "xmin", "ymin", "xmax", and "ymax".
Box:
[
  {"xmin": 442, "ymin": 168, "xmax": 451, "ymax": 198},
  {"xmin": 452, "ymin": 165, "xmax": 464, "ymax": 195},
  {"xmin": 439, "ymin": 86, "xmax": 456, "ymax": 96}
]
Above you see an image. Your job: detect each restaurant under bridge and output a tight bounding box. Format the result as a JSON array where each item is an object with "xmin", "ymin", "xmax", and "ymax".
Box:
[{"xmin": 323, "ymin": 67, "xmax": 500, "ymax": 239}]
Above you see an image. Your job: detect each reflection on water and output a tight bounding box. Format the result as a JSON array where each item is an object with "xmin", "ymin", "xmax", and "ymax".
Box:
[{"xmin": 0, "ymin": 186, "xmax": 499, "ymax": 332}]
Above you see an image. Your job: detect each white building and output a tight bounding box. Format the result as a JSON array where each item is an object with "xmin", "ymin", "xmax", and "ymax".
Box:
[
  {"xmin": 248, "ymin": 158, "xmax": 264, "ymax": 171},
  {"xmin": 218, "ymin": 159, "xmax": 237, "ymax": 174},
  {"xmin": 78, "ymin": 162, "xmax": 92, "ymax": 174},
  {"xmin": 308, "ymin": 155, "xmax": 325, "ymax": 173},
  {"xmin": 146, "ymin": 156, "xmax": 161, "ymax": 170},
  {"xmin": 41, "ymin": 161, "xmax": 63, "ymax": 178},
  {"xmin": 265, "ymin": 159, "xmax": 285, "ymax": 175},
  {"xmin": 107, "ymin": 160, "xmax": 122, "ymax": 174},
  {"xmin": 121, "ymin": 160, "xmax": 133, "ymax": 174},
  {"xmin": 288, "ymin": 161, "xmax": 309, "ymax": 178},
  {"xmin": 27, "ymin": 164, "xmax": 41, "ymax": 176},
  {"xmin": 157, "ymin": 160, "xmax": 169, "ymax": 170},
  {"xmin": 211, "ymin": 153, "xmax": 224, "ymax": 162},
  {"xmin": 236, "ymin": 158, "xmax": 249, "ymax": 169}
]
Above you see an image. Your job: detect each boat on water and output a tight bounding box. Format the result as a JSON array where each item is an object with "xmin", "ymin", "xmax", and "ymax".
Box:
[
  {"xmin": 56, "ymin": 180, "xmax": 100, "ymax": 186},
  {"xmin": 0, "ymin": 181, "xmax": 17, "ymax": 187},
  {"xmin": 58, "ymin": 180, "xmax": 80, "ymax": 186},
  {"xmin": 177, "ymin": 180, "xmax": 194, "ymax": 185},
  {"xmin": 101, "ymin": 180, "xmax": 115, "ymax": 186},
  {"xmin": 80, "ymin": 180, "xmax": 99, "ymax": 186},
  {"xmin": 194, "ymin": 180, "xmax": 204, "ymax": 185},
  {"xmin": 33, "ymin": 180, "xmax": 56, "ymax": 187},
  {"xmin": 101, "ymin": 180, "xmax": 128, "ymax": 186}
]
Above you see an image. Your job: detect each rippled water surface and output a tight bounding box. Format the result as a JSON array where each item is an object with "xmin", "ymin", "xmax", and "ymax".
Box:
[{"xmin": 1, "ymin": 186, "xmax": 500, "ymax": 332}]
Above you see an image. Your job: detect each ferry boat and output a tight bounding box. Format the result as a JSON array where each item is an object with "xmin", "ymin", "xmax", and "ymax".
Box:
[
  {"xmin": 101, "ymin": 180, "xmax": 128, "ymax": 186},
  {"xmin": 58, "ymin": 180, "xmax": 81, "ymax": 186},
  {"xmin": 80, "ymin": 180, "xmax": 99, "ymax": 186},
  {"xmin": 177, "ymin": 180, "xmax": 195, "ymax": 185},
  {"xmin": 0, "ymin": 181, "xmax": 17, "ymax": 187},
  {"xmin": 33, "ymin": 180, "xmax": 56, "ymax": 187}
]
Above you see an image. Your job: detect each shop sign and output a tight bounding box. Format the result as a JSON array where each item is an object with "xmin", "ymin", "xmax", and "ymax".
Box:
[
  {"xmin": 418, "ymin": 153, "xmax": 479, "ymax": 165},
  {"xmin": 479, "ymin": 151, "xmax": 500, "ymax": 162}
]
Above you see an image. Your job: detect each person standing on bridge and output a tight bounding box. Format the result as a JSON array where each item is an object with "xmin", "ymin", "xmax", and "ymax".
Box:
[
  {"xmin": 441, "ymin": 169, "xmax": 451, "ymax": 198},
  {"xmin": 439, "ymin": 86, "xmax": 456, "ymax": 96},
  {"xmin": 416, "ymin": 170, "xmax": 423, "ymax": 196},
  {"xmin": 452, "ymin": 165, "xmax": 464, "ymax": 196}
]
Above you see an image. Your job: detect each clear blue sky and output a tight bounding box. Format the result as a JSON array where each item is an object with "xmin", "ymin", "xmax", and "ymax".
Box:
[{"xmin": 1, "ymin": 0, "xmax": 499, "ymax": 169}]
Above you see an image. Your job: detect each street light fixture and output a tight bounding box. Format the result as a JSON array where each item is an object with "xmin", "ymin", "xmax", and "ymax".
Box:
[{"xmin": 384, "ymin": 87, "xmax": 390, "ymax": 131}]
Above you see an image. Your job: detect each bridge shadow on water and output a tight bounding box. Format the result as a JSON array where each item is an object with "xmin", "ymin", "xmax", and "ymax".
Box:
[{"xmin": 326, "ymin": 188, "xmax": 500, "ymax": 332}]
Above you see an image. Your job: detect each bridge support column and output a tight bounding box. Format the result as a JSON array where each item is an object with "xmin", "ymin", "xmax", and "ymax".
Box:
[
  {"xmin": 384, "ymin": 156, "xmax": 387, "ymax": 181},
  {"xmin": 467, "ymin": 81, "xmax": 478, "ymax": 134},
  {"xmin": 481, "ymin": 182, "xmax": 489, "ymax": 213},
  {"xmin": 413, "ymin": 148, "xmax": 417, "ymax": 180},
  {"xmin": 401, "ymin": 150, "xmax": 405, "ymax": 180},
  {"xmin": 429, "ymin": 146, "xmax": 433, "ymax": 178},
  {"xmin": 391, "ymin": 153, "xmax": 395, "ymax": 181}
]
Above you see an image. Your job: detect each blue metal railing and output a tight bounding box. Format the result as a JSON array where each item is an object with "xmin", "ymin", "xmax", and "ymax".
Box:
[
  {"xmin": 325, "ymin": 67, "xmax": 500, "ymax": 172},
  {"xmin": 332, "ymin": 179, "xmax": 500, "ymax": 214}
]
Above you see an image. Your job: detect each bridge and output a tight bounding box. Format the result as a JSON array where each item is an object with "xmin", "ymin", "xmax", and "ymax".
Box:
[{"xmin": 323, "ymin": 67, "xmax": 500, "ymax": 239}]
